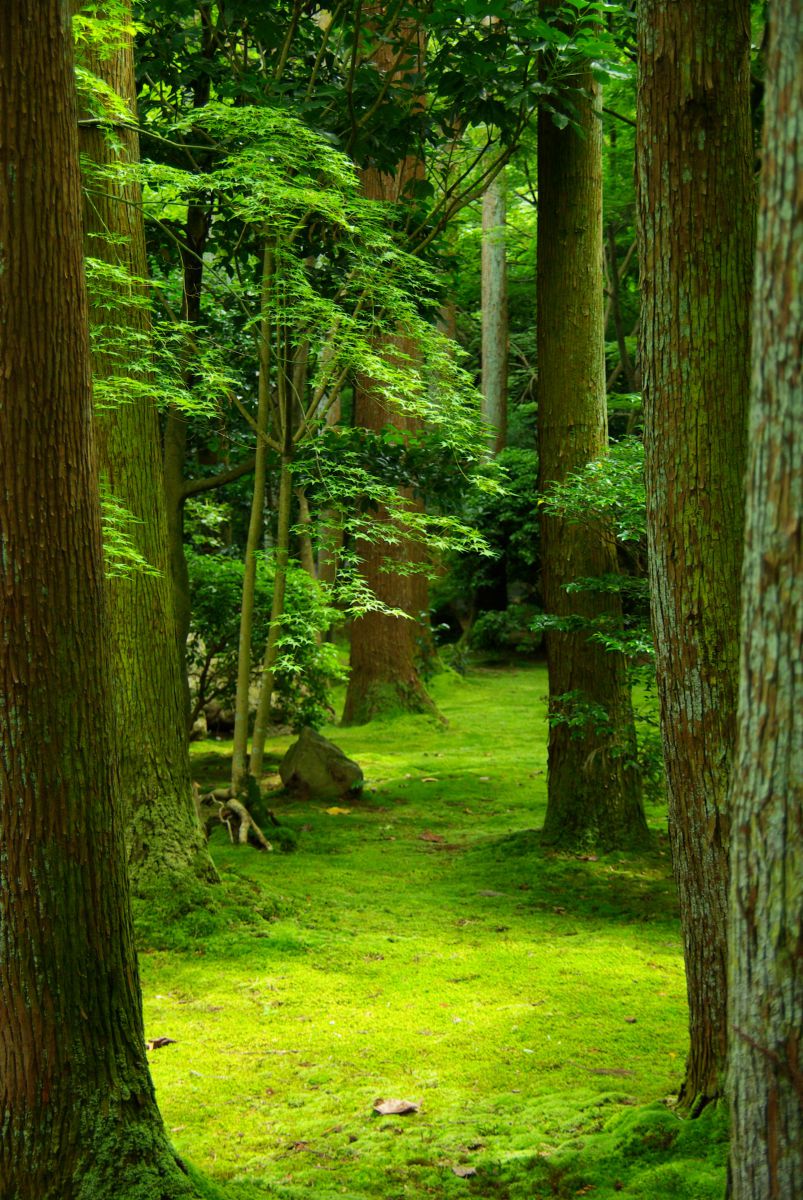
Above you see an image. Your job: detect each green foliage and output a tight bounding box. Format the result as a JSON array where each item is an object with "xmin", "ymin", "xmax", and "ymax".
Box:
[
  {"xmin": 100, "ymin": 477, "xmax": 161, "ymax": 579},
  {"xmin": 186, "ymin": 549, "xmax": 345, "ymax": 732}
]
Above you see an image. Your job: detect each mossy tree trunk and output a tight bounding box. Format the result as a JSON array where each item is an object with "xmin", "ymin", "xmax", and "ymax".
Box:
[
  {"xmin": 637, "ymin": 0, "xmax": 753, "ymax": 1108},
  {"xmin": 341, "ymin": 12, "xmax": 436, "ymax": 726},
  {"xmin": 537, "ymin": 58, "xmax": 648, "ymax": 851},
  {"xmin": 728, "ymin": 4, "xmax": 803, "ymax": 1194},
  {"xmin": 77, "ymin": 1, "xmax": 216, "ymax": 896},
  {"xmin": 0, "ymin": 3, "xmax": 199, "ymax": 1194}
]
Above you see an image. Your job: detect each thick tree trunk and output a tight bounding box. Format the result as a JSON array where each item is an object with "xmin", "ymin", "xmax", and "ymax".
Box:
[
  {"xmin": 537, "ymin": 69, "xmax": 647, "ymax": 850},
  {"xmin": 78, "ymin": 2, "xmax": 216, "ymax": 895},
  {"xmin": 0, "ymin": 4, "xmax": 197, "ymax": 1194},
  {"xmin": 637, "ymin": 0, "xmax": 753, "ymax": 1108},
  {"xmin": 341, "ymin": 13, "xmax": 435, "ymax": 725},
  {"xmin": 481, "ymin": 170, "xmax": 508, "ymax": 454},
  {"xmin": 728, "ymin": 5, "xmax": 803, "ymax": 1195}
]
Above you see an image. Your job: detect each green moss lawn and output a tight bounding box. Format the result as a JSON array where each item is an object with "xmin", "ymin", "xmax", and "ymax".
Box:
[{"xmin": 135, "ymin": 663, "xmax": 728, "ymax": 1199}]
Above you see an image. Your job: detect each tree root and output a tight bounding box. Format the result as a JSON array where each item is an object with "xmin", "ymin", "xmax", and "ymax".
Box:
[{"xmin": 193, "ymin": 783, "xmax": 273, "ymax": 851}]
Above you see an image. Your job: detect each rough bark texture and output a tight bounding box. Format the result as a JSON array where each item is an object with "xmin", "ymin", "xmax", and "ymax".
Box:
[
  {"xmin": 341, "ymin": 13, "xmax": 436, "ymax": 726},
  {"xmin": 78, "ymin": 5, "xmax": 216, "ymax": 895},
  {"xmin": 481, "ymin": 170, "xmax": 508, "ymax": 454},
  {"xmin": 537, "ymin": 70, "xmax": 647, "ymax": 850},
  {"xmin": 728, "ymin": 5, "xmax": 803, "ymax": 1194},
  {"xmin": 637, "ymin": 0, "xmax": 753, "ymax": 1107},
  {"xmin": 0, "ymin": 4, "xmax": 198, "ymax": 1194}
]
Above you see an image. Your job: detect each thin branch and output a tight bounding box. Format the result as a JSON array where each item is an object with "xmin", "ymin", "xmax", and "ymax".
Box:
[{"xmin": 181, "ymin": 453, "xmax": 257, "ymax": 499}]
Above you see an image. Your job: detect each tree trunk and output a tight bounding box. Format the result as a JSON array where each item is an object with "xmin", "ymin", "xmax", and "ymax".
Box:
[
  {"xmin": 249, "ymin": 453, "xmax": 294, "ymax": 775},
  {"xmin": 637, "ymin": 0, "xmax": 753, "ymax": 1108},
  {"xmin": 728, "ymin": 4, "xmax": 803, "ymax": 1194},
  {"xmin": 0, "ymin": 3, "xmax": 198, "ymax": 1193},
  {"xmin": 481, "ymin": 169, "xmax": 508, "ymax": 454},
  {"xmin": 537, "ymin": 65, "xmax": 647, "ymax": 850},
  {"xmin": 341, "ymin": 12, "xmax": 436, "ymax": 725},
  {"xmin": 231, "ymin": 244, "xmax": 273, "ymax": 796},
  {"xmin": 78, "ymin": 1, "xmax": 216, "ymax": 895}
]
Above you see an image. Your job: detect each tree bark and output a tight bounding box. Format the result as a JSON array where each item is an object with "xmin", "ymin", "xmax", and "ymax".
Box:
[
  {"xmin": 537, "ymin": 63, "xmax": 647, "ymax": 850},
  {"xmin": 728, "ymin": 4, "xmax": 803, "ymax": 1194},
  {"xmin": 481, "ymin": 169, "xmax": 508, "ymax": 454},
  {"xmin": 637, "ymin": 0, "xmax": 754, "ymax": 1108},
  {"xmin": 0, "ymin": 3, "xmax": 198, "ymax": 1193},
  {"xmin": 341, "ymin": 9, "xmax": 436, "ymax": 725},
  {"xmin": 78, "ymin": 0, "xmax": 216, "ymax": 895}
]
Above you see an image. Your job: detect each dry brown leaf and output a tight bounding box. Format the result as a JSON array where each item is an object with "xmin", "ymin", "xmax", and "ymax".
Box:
[
  {"xmin": 452, "ymin": 1166, "xmax": 478, "ymax": 1178},
  {"xmin": 373, "ymin": 1098, "xmax": 420, "ymax": 1116},
  {"xmin": 420, "ymin": 831, "xmax": 445, "ymax": 843},
  {"xmin": 624, "ymin": 1016, "xmax": 637, "ymax": 1024}
]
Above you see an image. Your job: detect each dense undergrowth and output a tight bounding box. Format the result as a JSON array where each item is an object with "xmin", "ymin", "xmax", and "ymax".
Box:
[{"xmin": 135, "ymin": 663, "xmax": 728, "ymax": 1199}]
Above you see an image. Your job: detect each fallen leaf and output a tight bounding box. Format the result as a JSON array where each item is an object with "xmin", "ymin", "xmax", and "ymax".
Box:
[
  {"xmin": 478, "ymin": 775, "xmax": 491, "ymax": 782},
  {"xmin": 624, "ymin": 1017, "xmax": 637, "ymax": 1024},
  {"xmin": 588, "ymin": 1068, "xmax": 635, "ymax": 1077},
  {"xmin": 478, "ymin": 889, "xmax": 505, "ymax": 897},
  {"xmin": 146, "ymin": 1037, "xmax": 176, "ymax": 1050},
  {"xmin": 452, "ymin": 1166, "xmax": 478, "ymax": 1178},
  {"xmin": 420, "ymin": 831, "xmax": 445, "ymax": 843},
  {"xmin": 373, "ymin": 1099, "xmax": 420, "ymax": 1115},
  {"xmin": 420, "ymin": 776, "xmax": 438, "ymax": 783},
  {"xmin": 325, "ymin": 806, "xmax": 351, "ymax": 815}
]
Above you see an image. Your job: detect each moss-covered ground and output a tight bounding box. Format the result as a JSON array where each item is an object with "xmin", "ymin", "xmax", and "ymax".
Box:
[{"xmin": 135, "ymin": 663, "xmax": 728, "ymax": 1199}]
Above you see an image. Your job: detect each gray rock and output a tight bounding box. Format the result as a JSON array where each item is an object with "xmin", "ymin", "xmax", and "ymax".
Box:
[{"xmin": 279, "ymin": 727, "xmax": 363, "ymax": 800}]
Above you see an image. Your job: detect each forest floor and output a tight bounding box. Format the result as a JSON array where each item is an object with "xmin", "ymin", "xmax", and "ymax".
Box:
[{"xmin": 135, "ymin": 661, "xmax": 728, "ymax": 1200}]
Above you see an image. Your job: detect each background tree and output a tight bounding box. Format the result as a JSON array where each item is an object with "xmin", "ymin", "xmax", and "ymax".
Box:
[
  {"xmin": 728, "ymin": 1, "xmax": 803, "ymax": 1192},
  {"xmin": 637, "ymin": 0, "xmax": 754, "ymax": 1108},
  {"xmin": 537, "ymin": 25, "xmax": 647, "ymax": 850},
  {"xmin": 0, "ymin": 2, "xmax": 198, "ymax": 1193},
  {"xmin": 76, "ymin": 0, "xmax": 216, "ymax": 895},
  {"xmin": 481, "ymin": 169, "xmax": 509, "ymax": 454}
]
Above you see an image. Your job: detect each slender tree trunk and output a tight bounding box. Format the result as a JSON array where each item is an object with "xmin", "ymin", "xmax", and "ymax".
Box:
[
  {"xmin": 231, "ymin": 245, "xmax": 273, "ymax": 796},
  {"xmin": 0, "ymin": 4, "xmax": 198, "ymax": 1193},
  {"xmin": 728, "ymin": 5, "xmax": 803, "ymax": 1194},
  {"xmin": 342, "ymin": 11, "xmax": 436, "ymax": 724},
  {"xmin": 77, "ymin": 1, "xmax": 216, "ymax": 894},
  {"xmin": 637, "ymin": 0, "xmax": 753, "ymax": 1108},
  {"xmin": 481, "ymin": 169, "xmax": 508, "ymax": 454},
  {"xmin": 537, "ymin": 65, "xmax": 647, "ymax": 850},
  {"xmin": 250, "ymin": 452, "xmax": 294, "ymax": 777}
]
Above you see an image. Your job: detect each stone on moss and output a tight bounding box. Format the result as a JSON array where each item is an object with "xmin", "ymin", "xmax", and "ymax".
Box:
[{"xmin": 279, "ymin": 727, "xmax": 363, "ymax": 800}]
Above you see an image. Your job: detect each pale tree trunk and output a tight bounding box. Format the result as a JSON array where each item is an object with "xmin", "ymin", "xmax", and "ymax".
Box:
[
  {"xmin": 637, "ymin": 0, "xmax": 754, "ymax": 1108},
  {"xmin": 481, "ymin": 169, "xmax": 508, "ymax": 454},
  {"xmin": 0, "ymin": 3, "xmax": 198, "ymax": 1194},
  {"xmin": 231, "ymin": 244, "xmax": 273, "ymax": 796},
  {"xmin": 342, "ymin": 10, "xmax": 436, "ymax": 725},
  {"xmin": 728, "ymin": 4, "xmax": 803, "ymax": 1194},
  {"xmin": 77, "ymin": 0, "xmax": 216, "ymax": 894},
  {"xmin": 537, "ymin": 62, "xmax": 647, "ymax": 851}
]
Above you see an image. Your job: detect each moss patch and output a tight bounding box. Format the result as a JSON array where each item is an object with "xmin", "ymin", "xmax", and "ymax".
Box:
[{"xmin": 136, "ymin": 664, "xmax": 724, "ymax": 1199}]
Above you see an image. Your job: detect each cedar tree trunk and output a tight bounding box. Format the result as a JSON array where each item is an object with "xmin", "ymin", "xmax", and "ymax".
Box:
[
  {"xmin": 537, "ymin": 66, "xmax": 647, "ymax": 850},
  {"xmin": 77, "ymin": 3, "xmax": 216, "ymax": 894},
  {"xmin": 637, "ymin": 0, "xmax": 754, "ymax": 1107},
  {"xmin": 341, "ymin": 13, "xmax": 436, "ymax": 725},
  {"xmin": 727, "ymin": 4, "xmax": 803, "ymax": 1194},
  {"xmin": 0, "ymin": 3, "xmax": 198, "ymax": 1194}
]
